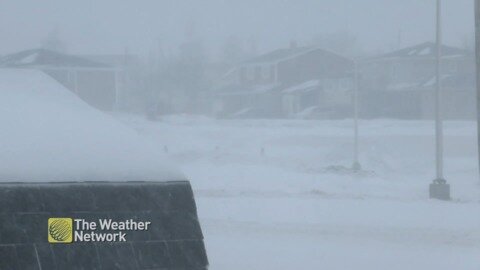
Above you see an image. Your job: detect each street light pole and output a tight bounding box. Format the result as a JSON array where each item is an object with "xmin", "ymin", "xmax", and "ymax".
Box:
[
  {"xmin": 429, "ymin": 0, "xmax": 450, "ymax": 200},
  {"xmin": 435, "ymin": 0, "xmax": 444, "ymax": 181},
  {"xmin": 475, "ymin": 0, "xmax": 480, "ymax": 182},
  {"xmin": 352, "ymin": 60, "xmax": 361, "ymax": 171}
]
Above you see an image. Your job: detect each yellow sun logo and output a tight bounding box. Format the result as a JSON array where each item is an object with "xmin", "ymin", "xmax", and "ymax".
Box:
[{"xmin": 48, "ymin": 218, "xmax": 73, "ymax": 243}]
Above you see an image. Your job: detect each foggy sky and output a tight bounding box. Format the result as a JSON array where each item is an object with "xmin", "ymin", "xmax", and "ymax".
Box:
[{"xmin": 0, "ymin": 0, "xmax": 474, "ymax": 57}]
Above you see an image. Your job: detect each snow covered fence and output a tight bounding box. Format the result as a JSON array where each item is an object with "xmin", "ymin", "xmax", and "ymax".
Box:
[{"xmin": 0, "ymin": 181, "xmax": 208, "ymax": 269}]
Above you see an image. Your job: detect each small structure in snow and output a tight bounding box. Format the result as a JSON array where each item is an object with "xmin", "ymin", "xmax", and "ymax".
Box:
[{"xmin": 0, "ymin": 49, "xmax": 121, "ymax": 111}]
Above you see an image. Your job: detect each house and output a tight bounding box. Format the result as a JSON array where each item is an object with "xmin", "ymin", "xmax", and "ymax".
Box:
[
  {"xmin": 359, "ymin": 42, "xmax": 476, "ymax": 119},
  {"xmin": 213, "ymin": 45, "xmax": 355, "ymax": 119},
  {"xmin": 81, "ymin": 53, "xmax": 144, "ymax": 111},
  {"xmin": 0, "ymin": 49, "xmax": 120, "ymax": 111}
]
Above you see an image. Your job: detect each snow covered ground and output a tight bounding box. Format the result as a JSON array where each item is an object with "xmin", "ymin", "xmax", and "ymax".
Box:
[
  {"xmin": 115, "ymin": 113, "xmax": 480, "ymax": 270},
  {"xmin": 4, "ymin": 67, "xmax": 476, "ymax": 269}
]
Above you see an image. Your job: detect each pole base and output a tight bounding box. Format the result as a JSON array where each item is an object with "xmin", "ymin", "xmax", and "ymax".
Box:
[{"xmin": 429, "ymin": 179, "xmax": 450, "ymax": 200}]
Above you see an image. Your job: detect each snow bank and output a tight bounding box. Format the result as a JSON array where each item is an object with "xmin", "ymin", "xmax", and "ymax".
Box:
[
  {"xmin": 0, "ymin": 69, "xmax": 183, "ymax": 181},
  {"xmin": 116, "ymin": 114, "xmax": 480, "ymax": 270}
]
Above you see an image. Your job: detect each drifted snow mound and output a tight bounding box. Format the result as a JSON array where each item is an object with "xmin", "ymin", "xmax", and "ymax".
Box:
[{"xmin": 0, "ymin": 69, "xmax": 184, "ymax": 181}]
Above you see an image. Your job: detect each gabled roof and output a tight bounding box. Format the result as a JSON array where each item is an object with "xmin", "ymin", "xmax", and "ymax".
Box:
[
  {"xmin": 244, "ymin": 47, "xmax": 320, "ymax": 64},
  {"xmin": 373, "ymin": 42, "xmax": 471, "ymax": 60},
  {"xmin": 0, "ymin": 49, "xmax": 109, "ymax": 68}
]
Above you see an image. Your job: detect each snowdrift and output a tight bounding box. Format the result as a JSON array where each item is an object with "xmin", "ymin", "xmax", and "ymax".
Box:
[{"xmin": 0, "ymin": 68, "xmax": 183, "ymax": 181}]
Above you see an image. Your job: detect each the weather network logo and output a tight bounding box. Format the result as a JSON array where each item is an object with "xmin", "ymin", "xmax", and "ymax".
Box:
[
  {"xmin": 48, "ymin": 218, "xmax": 73, "ymax": 244},
  {"xmin": 47, "ymin": 217, "xmax": 152, "ymax": 244}
]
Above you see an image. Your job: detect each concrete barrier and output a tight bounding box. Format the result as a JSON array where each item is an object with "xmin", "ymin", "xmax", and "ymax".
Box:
[{"xmin": 0, "ymin": 181, "xmax": 208, "ymax": 269}]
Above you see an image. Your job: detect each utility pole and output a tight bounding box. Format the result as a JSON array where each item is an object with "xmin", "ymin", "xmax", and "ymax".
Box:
[
  {"xmin": 435, "ymin": 0, "xmax": 444, "ymax": 181},
  {"xmin": 475, "ymin": 0, "xmax": 480, "ymax": 182},
  {"xmin": 429, "ymin": 0, "xmax": 450, "ymax": 200},
  {"xmin": 352, "ymin": 60, "xmax": 361, "ymax": 171}
]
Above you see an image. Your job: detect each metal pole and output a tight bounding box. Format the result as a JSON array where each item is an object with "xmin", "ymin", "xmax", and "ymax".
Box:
[
  {"xmin": 114, "ymin": 70, "xmax": 119, "ymax": 111},
  {"xmin": 352, "ymin": 60, "xmax": 361, "ymax": 171},
  {"xmin": 475, "ymin": 0, "xmax": 480, "ymax": 181},
  {"xmin": 435, "ymin": 0, "xmax": 444, "ymax": 181},
  {"xmin": 430, "ymin": 0, "xmax": 450, "ymax": 200}
]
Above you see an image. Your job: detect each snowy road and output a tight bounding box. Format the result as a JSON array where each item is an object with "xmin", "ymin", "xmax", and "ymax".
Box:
[
  {"xmin": 115, "ymin": 114, "xmax": 480, "ymax": 270},
  {"xmin": 199, "ymin": 196, "xmax": 479, "ymax": 270}
]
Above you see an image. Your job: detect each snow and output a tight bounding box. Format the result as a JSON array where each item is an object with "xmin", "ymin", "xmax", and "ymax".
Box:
[
  {"xmin": 2, "ymin": 67, "xmax": 477, "ymax": 268},
  {"xmin": 217, "ymin": 83, "xmax": 279, "ymax": 96},
  {"xmin": 387, "ymin": 82, "xmax": 419, "ymax": 91},
  {"xmin": 116, "ymin": 113, "xmax": 480, "ymax": 270},
  {"xmin": 252, "ymin": 83, "xmax": 279, "ymax": 93},
  {"xmin": 18, "ymin": 52, "xmax": 38, "ymax": 64},
  {"xmin": 406, "ymin": 47, "xmax": 431, "ymax": 56},
  {"xmin": 283, "ymin": 79, "xmax": 320, "ymax": 94},
  {"xmin": 231, "ymin": 107, "xmax": 253, "ymax": 117},
  {"xmin": 0, "ymin": 69, "xmax": 183, "ymax": 181},
  {"xmin": 422, "ymin": 74, "xmax": 452, "ymax": 87},
  {"xmin": 408, "ymin": 49, "xmax": 417, "ymax": 56},
  {"xmin": 295, "ymin": 105, "xmax": 320, "ymax": 118},
  {"xmin": 418, "ymin": 47, "xmax": 431, "ymax": 56}
]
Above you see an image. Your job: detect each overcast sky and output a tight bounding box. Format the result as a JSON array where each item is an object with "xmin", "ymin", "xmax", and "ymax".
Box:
[{"xmin": 0, "ymin": 0, "xmax": 474, "ymax": 57}]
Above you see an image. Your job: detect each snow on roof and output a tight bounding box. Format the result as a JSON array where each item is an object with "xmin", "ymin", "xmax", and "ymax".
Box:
[
  {"xmin": 245, "ymin": 47, "xmax": 313, "ymax": 64},
  {"xmin": 420, "ymin": 73, "xmax": 475, "ymax": 88},
  {"xmin": 386, "ymin": 73, "xmax": 475, "ymax": 92},
  {"xmin": 283, "ymin": 80, "xmax": 321, "ymax": 94},
  {"xmin": 0, "ymin": 69, "xmax": 183, "ymax": 182},
  {"xmin": 252, "ymin": 83, "xmax": 279, "ymax": 93},
  {"xmin": 373, "ymin": 42, "xmax": 470, "ymax": 60},
  {"xmin": 421, "ymin": 75, "xmax": 452, "ymax": 87},
  {"xmin": 0, "ymin": 49, "xmax": 109, "ymax": 69},
  {"xmin": 386, "ymin": 82, "xmax": 420, "ymax": 91},
  {"xmin": 231, "ymin": 107, "xmax": 253, "ymax": 117},
  {"xmin": 296, "ymin": 106, "xmax": 320, "ymax": 117},
  {"xmin": 217, "ymin": 83, "xmax": 280, "ymax": 96}
]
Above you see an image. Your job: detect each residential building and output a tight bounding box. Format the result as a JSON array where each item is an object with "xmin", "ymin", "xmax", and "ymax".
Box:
[
  {"xmin": 359, "ymin": 42, "xmax": 476, "ymax": 119},
  {"xmin": 213, "ymin": 45, "xmax": 354, "ymax": 119}
]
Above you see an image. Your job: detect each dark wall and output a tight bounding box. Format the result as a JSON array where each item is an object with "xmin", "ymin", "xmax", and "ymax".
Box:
[
  {"xmin": 0, "ymin": 181, "xmax": 208, "ymax": 270},
  {"xmin": 277, "ymin": 50, "xmax": 353, "ymax": 85},
  {"xmin": 44, "ymin": 69, "xmax": 117, "ymax": 111}
]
